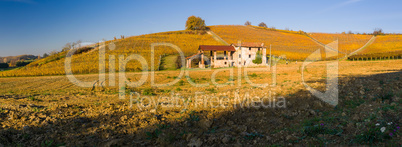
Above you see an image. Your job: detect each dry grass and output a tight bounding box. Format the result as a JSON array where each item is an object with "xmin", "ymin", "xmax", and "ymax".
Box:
[{"xmin": 0, "ymin": 60, "xmax": 401, "ymax": 146}]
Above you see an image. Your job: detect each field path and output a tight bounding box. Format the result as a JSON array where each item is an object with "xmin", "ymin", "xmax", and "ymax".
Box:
[
  {"xmin": 305, "ymin": 33, "xmax": 347, "ymax": 54},
  {"xmin": 340, "ymin": 36, "xmax": 376, "ymax": 60},
  {"xmin": 206, "ymin": 30, "xmax": 229, "ymax": 45}
]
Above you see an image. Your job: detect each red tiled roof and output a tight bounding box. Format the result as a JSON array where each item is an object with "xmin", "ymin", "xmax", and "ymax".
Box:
[
  {"xmin": 185, "ymin": 53, "xmax": 201, "ymax": 59},
  {"xmin": 232, "ymin": 42, "xmax": 265, "ymax": 47},
  {"xmin": 199, "ymin": 45, "xmax": 235, "ymax": 51}
]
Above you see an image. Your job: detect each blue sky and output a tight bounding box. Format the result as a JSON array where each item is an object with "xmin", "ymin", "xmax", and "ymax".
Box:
[{"xmin": 0, "ymin": 0, "xmax": 401, "ymax": 56}]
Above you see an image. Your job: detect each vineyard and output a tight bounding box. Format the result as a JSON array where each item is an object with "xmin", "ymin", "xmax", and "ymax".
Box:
[
  {"xmin": 209, "ymin": 25, "xmax": 327, "ymax": 60},
  {"xmin": 308, "ymin": 33, "xmax": 373, "ymax": 54},
  {"xmin": 1, "ymin": 26, "xmax": 402, "ymax": 77},
  {"xmin": 348, "ymin": 50, "xmax": 402, "ymax": 61},
  {"xmin": 358, "ymin": 35, "xmax": 402, "ymax": 54},
  {"xmin": 0, "ymin": 30, "xmax": 222, "ymax": 77},
  {"xmin": 348, "ymin": 35, "xmax": 402, "ymax": 60}
]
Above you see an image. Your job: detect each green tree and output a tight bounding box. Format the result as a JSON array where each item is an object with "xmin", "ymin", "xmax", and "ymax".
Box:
[
  {"xmin": 0, "ymin": 63, "xmax": 9, "ymax": 68},
  {"xmin": 43, "ymin": 53, "xmax": 49, "ymax": 58},
  {"xmin": 16, "ymin": 61, "xmax": 30, "ymax": 67},
  {"xmin": 252, "ymin": 51, "xmax": 262, "ymax": 64},
  {"xmin": 185, "ymin": 16, "xmax": 206, "ymax": 30}
]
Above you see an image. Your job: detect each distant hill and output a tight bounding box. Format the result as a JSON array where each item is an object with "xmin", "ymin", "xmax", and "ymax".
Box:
[
  {"xmin": 0, "ymin": 54, "xmax": 38, "ymax": 66},
  {"xmin": 0, "ymin": 54, "xmax": 38, "ymax": 63}
]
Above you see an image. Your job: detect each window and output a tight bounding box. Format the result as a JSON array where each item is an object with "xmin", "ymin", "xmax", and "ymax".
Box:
[
  {"xmin": 224, "ymin": 62, "xmax": 227, "ymax": 65},
  {"xmin": 258, "ymin": 48, "xmax": 260, "ymax": 51},
  {"xmin": 249, "ymin": 55, "xmax": 251, "ymax": 58},
  {"xmin": 249, "ymin": 47, "xmax": 251, "ymax": 50},
  {"xmin": 239, "ymin": 54, "xmax": 241, "ymax": 58}
]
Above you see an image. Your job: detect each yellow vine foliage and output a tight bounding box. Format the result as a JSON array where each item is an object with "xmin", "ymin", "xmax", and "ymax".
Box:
[
  {"xmin": 0, "ymin": 30, "xmax": 221, "ymax": 77},
  {"xmin": 209, "ymin": 25, "xmax": 323, "ymax": 60},
  {"xmin": 309, "ymin": 33, "xmax": 373, "ymax": 54},
  {"xmin": 359, "ymin": 35, "xmax": 402, "ymax": 54}
]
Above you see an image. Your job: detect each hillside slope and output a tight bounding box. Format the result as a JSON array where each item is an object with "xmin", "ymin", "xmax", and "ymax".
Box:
[
  {"xmin": 308, "ymin": 33, "xmax": 373, "ymax": 54},
  {"xmin": 1, "ymin": 26, "xmax": 401, "ymax": 77},
  {"xmin": 209, "ymin": 25, "xmax": 325, "ymax": 60},
  {"xmin": 358, "ymin": 35, "xmax": 402, "ymax": 54},
  {"xmin": 0, "ymin": 30, "xmax": 222, "ymax": 77},
  {"xmin": 0, "ymin": 54, "xmax": 38, "ymax": 66}
]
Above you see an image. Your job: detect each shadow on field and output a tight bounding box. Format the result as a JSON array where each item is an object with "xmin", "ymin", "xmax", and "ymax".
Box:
[{"xmin": 0, "ymin": 71, "xmax": 401, "ymax": 146}]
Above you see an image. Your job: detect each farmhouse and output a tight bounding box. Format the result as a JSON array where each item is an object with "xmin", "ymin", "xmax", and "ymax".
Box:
[{"xmin": 186, "ymin": 42, "xmax": 267, "ymax": 68}]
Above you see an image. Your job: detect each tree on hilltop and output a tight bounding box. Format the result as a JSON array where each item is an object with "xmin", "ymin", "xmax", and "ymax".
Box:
[
  {"xmin": 62, "ymin": 40, "xmax": 82, "ymax": 52},
  {"xmin": 186, "ymin": 16, "xmax": 206, "ymax": 30},
  {"xmin": 42, "ymin": 53, "xmax": 49, "ymax": 58},
  {"xmin": 258, "ymin": 22, "xmax": 267, "ymax": 28},
  {"xmin": 62, "ymin": 43, "xmax": 72, "ymax": 52},
  {"xmin": 244, "ymin": 21, "xmax": 251, "ymax": 26},
  {"xmin": 373, "ymin": 28, "xmax": 384, "ymax": 36}
]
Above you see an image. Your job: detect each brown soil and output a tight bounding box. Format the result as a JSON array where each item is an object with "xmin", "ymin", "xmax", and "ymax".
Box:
[{"xmin": 0, "ymin": 60, "xmax": 401, "ymax": 146}]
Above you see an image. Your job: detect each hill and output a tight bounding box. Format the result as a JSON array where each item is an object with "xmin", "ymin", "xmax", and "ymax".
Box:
[
  {"xmin": 0, "ymin": 54, "xmax": 38, "ymax": 66},
  {"xmin": 346, "ymin": 35, "xmax": 402, "ymax": 60},
  {"xmin": 358, "ymin": 35, "xmax": 402, "ymax": 54},
  {"xmin": 0, "ymin": 30, "xmax": 222, "ymax": 77},
  {"xmin": 308, "ymin": 33, "xmax": 374, "ymax": 54},
  {"xmin": 209, "ymin": 25, "xmax": 325, "ymax": 60},
  {"xmin": 1, "ymin": 25, "xmax": 402, "ymax": 77}
]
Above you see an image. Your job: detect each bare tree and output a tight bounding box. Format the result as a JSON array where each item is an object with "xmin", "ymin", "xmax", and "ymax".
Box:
[
  {"xmin": 62, "ymin": 43, "xmax": 72, "ymax": 52},
  {"xmin": 62, "ymin": 40, "xmax": 83, "ymax": 52},
  {"xmin": 76, "ymin": 40, "xmax": 82, "ymax": 48},
  {"xmin": 373, "ymin": 28, "xmax": 383, "ymax": 35},
  {"xmin": 258, "ymin": 22, "xmax": 267, "ymax": 28},
  {"xmin": 49, "ymin": 50, "xmax": 59, "ymax": 56},
  {"xmin": 244, "ymin": 21, "xmax": 251, "ymax": 26}
]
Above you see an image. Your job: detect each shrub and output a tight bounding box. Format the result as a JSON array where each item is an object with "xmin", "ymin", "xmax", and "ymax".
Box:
[
  {"xmin": 178, "ymin": 80, "xmax": 185, "ymax": 86},
  {"xmin": 250, "ymin": 73, "xmax": 258, "ymax": 78},
  {"xmin": 206, "ymin": 88, "xmax": 217, "ymax": 93},
  {"xmin": 16, "ymin": 61, "xmax": 31, "ymax": 67},
  {"xmin": 0, "ymin": 63, "xmax": 9, "ymax": 68},
  {"xmin": 252, "ymin": 51, "xmax": 262, "ymax": 64},
  {"xmin": 175, "ymin": 55, "xmax": 183, "ymax": 69},
  {"xmin": 142, "ymin": 87, "xmax": 156, "ymax": 96}
]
